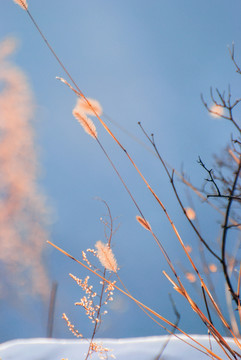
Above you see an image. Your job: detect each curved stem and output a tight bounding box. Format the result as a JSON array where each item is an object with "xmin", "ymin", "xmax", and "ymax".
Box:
[{"xmin": 221, "ymin": 156, "xmax": 241, "ymax": 305}]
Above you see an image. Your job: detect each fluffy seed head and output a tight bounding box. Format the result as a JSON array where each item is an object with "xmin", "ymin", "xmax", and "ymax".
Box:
[
  {"xmin": 75, "ymin": 98, "xmax": 102, "ymax": 117},
  {"xmin": 136, "ymin": 216, "xmax": 151, "ymax": 231},
  {"xmin": 13, "ymin": 0, "xmax": 28, "ymax": 10},
  {"xmin": 72, "ymin": 110, "xmax": 97, "ymax": 139},
  {"xmin": 95, "ymin": 241, "xmax": 118, "ymax": 273}
]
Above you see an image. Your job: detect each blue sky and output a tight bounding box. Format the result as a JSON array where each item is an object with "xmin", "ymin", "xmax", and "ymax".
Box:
[{"xmin": 1, "ymin": 0, "xmax": 241, "ymax": 341}]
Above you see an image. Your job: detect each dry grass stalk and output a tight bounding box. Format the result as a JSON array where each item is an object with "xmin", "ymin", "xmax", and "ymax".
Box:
[
  {"xmin": 67, "ymin": 82, "xmax": 237, "ymax": 352},
  {"xmin": 48, "ymin": 241, "xmax": 230, "ymax": 360},
  {"xmin": 57, "ymin": 70, "xmax": 241, "ymax": 357},
  {"xmin": 63, "ymin": 241, "xmax": 117, "ymax": 359},
  {"xmin": 163, "ymin": 272, "xmax": 238, "ymax": 359},
  {"xmin": 15, "ymin": 6, "xmax": 241, "ymax": 358},
  {"xmin": 57, "ymin": 77, "xmax": 99, "ymax": 139}
]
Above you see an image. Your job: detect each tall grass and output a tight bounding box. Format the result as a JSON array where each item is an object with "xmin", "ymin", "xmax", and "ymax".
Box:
[
  {"xmin": 0, "ymin": 37, "xmax": 50, "ymax": 302},
  {"xmin": 10, "ymin": 1, "xmax": 241, "ymax": 359}
]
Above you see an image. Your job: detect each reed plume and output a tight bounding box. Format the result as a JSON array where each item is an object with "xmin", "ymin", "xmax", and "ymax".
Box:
[
  {"xmin": 0, "ymin": 38, "xmax": 49, "ymax": 301},
  {"xmin": 56, "ymin": 77, "xmax": 100, "ymax": 139}
]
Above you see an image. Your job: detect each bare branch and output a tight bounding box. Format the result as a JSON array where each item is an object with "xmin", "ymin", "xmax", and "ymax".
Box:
[{"xmin": 228, "ymin": 42, "xmax": 241, "ymax": 75}]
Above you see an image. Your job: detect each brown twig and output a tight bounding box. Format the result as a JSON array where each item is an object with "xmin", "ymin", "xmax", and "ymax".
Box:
[
  {"xmin": 201, "ymin": 90, "xmax": 241, "ymax": 134},
  {"xmin": 198, "ymin": 157, "xmax": 221, "ymax": 197},
  {"xmin": 138, "ymin": 122, "xmax": 221, "ymax": 262},
  {"xmin": 221, "ymin": 156, "xmax": 241, "ymax": 305},
  {"xmin": 228, "ymin": 43, "xmax": 241, "ymax": 75}
]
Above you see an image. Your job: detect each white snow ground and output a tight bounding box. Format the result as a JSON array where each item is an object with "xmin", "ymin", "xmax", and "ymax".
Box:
[{"xmin": 0, "ymin": 335, "xmax": 239, "ymax": 360}]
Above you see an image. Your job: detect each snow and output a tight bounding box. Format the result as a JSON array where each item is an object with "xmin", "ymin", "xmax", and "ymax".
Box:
[{"xmin": 0, "ymin": 335, "xmax": 239, "ymax": 360}]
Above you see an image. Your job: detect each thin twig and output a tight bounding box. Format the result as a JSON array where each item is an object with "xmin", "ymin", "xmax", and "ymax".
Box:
[
  {"xmin": 221, "ymin": 156, "xmax": 241, "ymax": 305},
  {"xmin": 198, "ymin": 157, "xmax": 221, "ymax": 196},
  {"xmin": 228, "ymin": 43, "xmax": 241, "ymax": 75},
  {"xmin": 138, "ymin": 122, "xmax": 221, "ymax": 262}
]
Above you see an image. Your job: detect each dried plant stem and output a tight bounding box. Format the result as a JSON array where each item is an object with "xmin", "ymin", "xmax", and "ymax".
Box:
[
  {"xmin": 84, "ymin": 267, "xmax": 107, "ymax": 360},
  {"xmin": 62, "ymin": 84, "xmax": 240, "ymax": 346},
  {"xmin": 137, "ymin": 123, "xmax": 238, "ymax": 336},
  {"xmin": 138, "ymin": 122, "xmax": 221, "ymax": 262},
  {"xmin": 57, "ymin": 78, "xmax": 182, "ymax": 293},
  {"xmin": 221, "ymin": 157, "xmax": 241, "ymax": 305},
  {"xmin": 237, "ymin": 264, "xmax": 241, "ymax": 325},
  {"xmin": 47, "ymin": 240, "xmax": 233, "ymax": 360},
  {"xmin": 20, "ymin": 9, "xmax": 233, "ymax": 324},
  {"xmin": 174, "ymin": 169, "xmax": 241, "ymax": 230},
  {"xmin": 228, "ymin": 43, "xmax": 241, "ymax": 75},
  {"xmin": 60, "ymin": 64, "xmax": 240, "ymax": 333},
  {"xmin": 19, "ymin": 7, "xmax": 241, "ymax": 357},
  {"xmin": 163, "ymin": 272, "xmax": 239, "ymax": 359},
  {"xmin": 84, "ymin": 201, "xmax": 114, "ymax": 360},
  {"xmin": 21, "ymin": 8, "xmax": 218, "ymax": 287}
]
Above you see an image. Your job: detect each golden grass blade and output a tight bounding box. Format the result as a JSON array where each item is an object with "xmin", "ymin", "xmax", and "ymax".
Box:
[{"xmin": 163, "ymin": 272, "xmax": 238, "ymax": 359}]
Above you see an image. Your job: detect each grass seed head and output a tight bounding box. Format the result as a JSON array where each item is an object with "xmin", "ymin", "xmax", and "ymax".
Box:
[
  {"xmin": 13, "ymin": 0, "xmax": 28, "ymax": 10},
  {"xmin": 75, "ymin": 97, "xmax": 103, "ymax": 117},
  {"xmin": 95, "ymin": 241, "xmax": 118, "ymax": 273},
  {"xmin": 136, "ymin": 215, "xmax": 151, "ymax": 231},
  {"xmin": 72, "ymin": 110, "xmax": 97, "ymax": 139}
]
